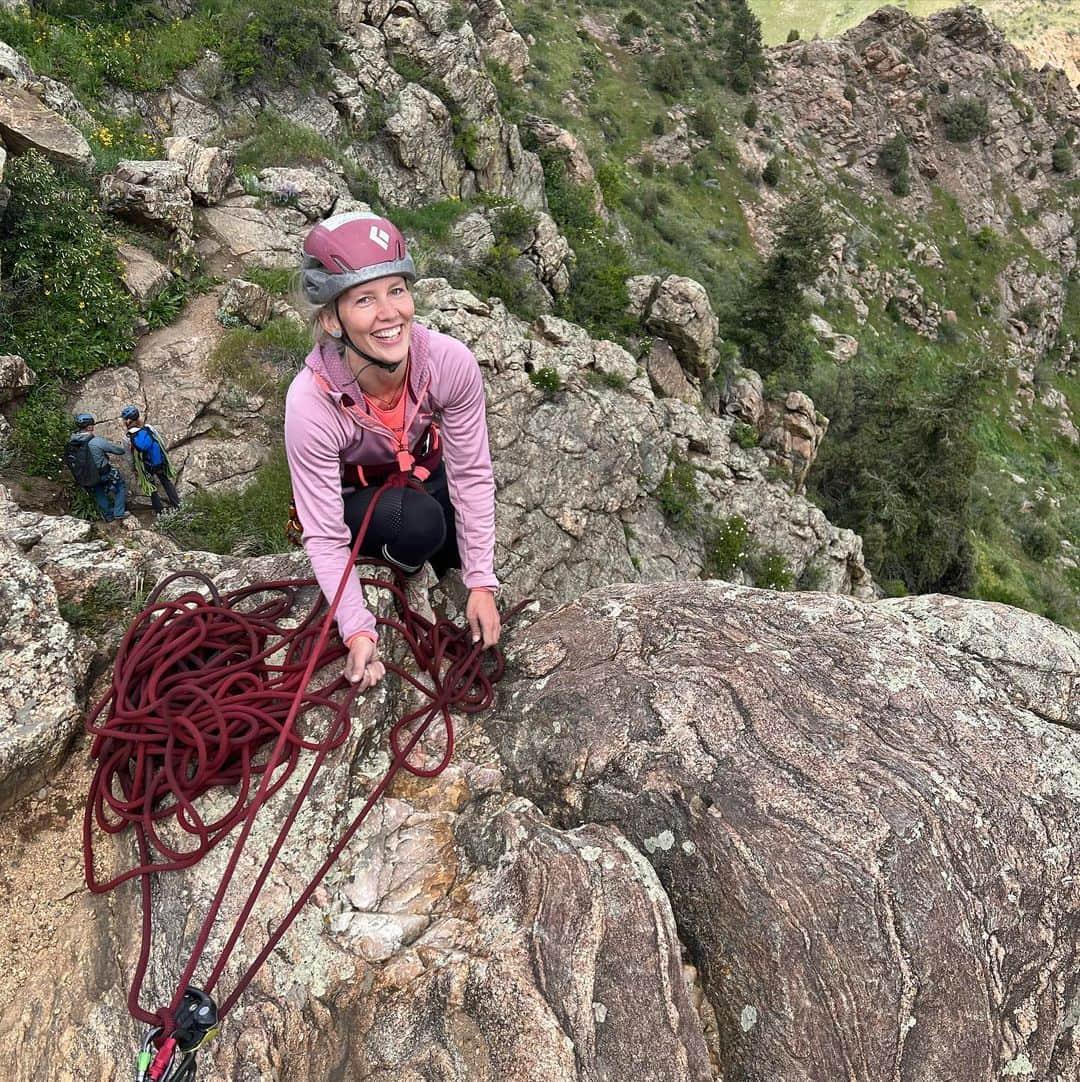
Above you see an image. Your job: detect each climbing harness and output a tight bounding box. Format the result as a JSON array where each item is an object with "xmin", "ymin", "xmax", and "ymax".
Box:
[{"xmin": 83, "ymin": 470, "xmax": 524, "ymax": 1079}]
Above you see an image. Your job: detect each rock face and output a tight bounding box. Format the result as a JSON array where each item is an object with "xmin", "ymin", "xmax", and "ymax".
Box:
[
  {"xmin": 2, "ymin": 565, "xmax": 1078, "ymax": 1079},
  {"xmin": 493, "ymin": 582, "xmax": 1080, "ymax": 1082},
  {"xmin": 0, "ymin": 82, "xmax": 93, "ymax": 170},
  {"xmin": 0, "ymin": 539, "xmax": 84, "ymax": 808},
  {"xmin": 413, "ymin": 278, "xmax": 873, "ymax": 600}
]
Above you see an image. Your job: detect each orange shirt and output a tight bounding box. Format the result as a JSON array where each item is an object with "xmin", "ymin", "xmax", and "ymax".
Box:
[{"xmin": 361, "ymin": 384, "xmax": 408, "ymax": 447}]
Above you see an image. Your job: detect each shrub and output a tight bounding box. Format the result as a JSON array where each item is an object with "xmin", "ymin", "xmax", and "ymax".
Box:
[
  {"xmin": 752, "ymin": 551, "xmax": 795, "ymax": 590},
  {"xmin": 0, "ymin": 151, "xmax": 136, "ymax": 384},
  {"xmin": 971, "ymin": 225, "xmax": 1000, "ymax": 254},
  {"xmin": 704, "ymin": 515, "xmax": 751, "ymax": 577},
  {"xmin": 743, "ymin": 100, "xmax": 759, "ymax": 128},
  {"xmin": 878, "ymin": 133, "xmax": 909, "ymax": 176},
  {"xmin": 653, "ymin": 52, "xmax": 687, "ymax": 96},
  {"xmin": 657, "ymin": 456, "xmax": 699, "ymax": 524},
  {"xmin": 938, "ymin": 96, "xmax": 990, "ymax": 143},
  {"xmin": 890, "ymin": 170, "xmax": 912, "ymax": 197},
  {"xmin": 463, "ymin": 240, "xmax": 544, "ymax": 322},
  {"xmin": 761, "ymin": 156, "xmax": 782, "ymax": 186},
  {"xmin": 652, "ymin": 115, "xmax": 666, "ymax": 136},
  {"xmin": 7, "ymin": 381, "xmax": 72, "ymax": 478},
  {"xmin": 218, "ymin": 0, "xmax": 335, "ymax": 87},
  {"xmin": 527, "ymin": 365, "xmax": 562, "ymax": 395},
  {"xmin": 1051, "ymin": 146, "xmax": 1074, "ymax": 173},
  {"xmin": 843, "ymin": 84, "xmax": 857, "ymax": 103},
  {"xmin": 691, "ymin": 107, "xmax": 718, "ymax": 141},
  {"xmin": 638, "ymin": 153, "xmax": 655, "ymax": 177},
  {"xmin": 1018, "ymin": 521, "xmax": 1058, "ymax": 562},
  {"xmin": 786, "ymin": 28, "xmax": 800, "ymax": 43},
  {"xmin": 731, "ymin": 421, "xmax": 759, "ymax": 449}
]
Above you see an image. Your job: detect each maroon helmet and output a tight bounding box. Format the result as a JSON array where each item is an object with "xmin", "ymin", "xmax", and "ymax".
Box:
[{"xmin": 300, "ymin": 212, "xmax": 416, "ymax": 305}]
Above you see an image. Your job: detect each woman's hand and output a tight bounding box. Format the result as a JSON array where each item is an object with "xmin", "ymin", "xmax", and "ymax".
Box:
[
  {"xmin": 466, "ymin": 589, "xmax": 501, "ymax": 648},
  {"xmin": 344, "ymin": 634, "xmax": 385, "ymax": 690}
]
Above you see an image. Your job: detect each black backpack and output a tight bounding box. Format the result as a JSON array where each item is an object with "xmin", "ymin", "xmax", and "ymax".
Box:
[{"xmin": 63, "ymin": 438, "xmax": 101, "ymax": 487}]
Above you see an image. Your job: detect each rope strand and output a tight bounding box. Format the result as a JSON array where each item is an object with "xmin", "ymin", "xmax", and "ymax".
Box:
[{"xmin": 83, "ymin": 478, "xmax": 525, "ymax": 1037}]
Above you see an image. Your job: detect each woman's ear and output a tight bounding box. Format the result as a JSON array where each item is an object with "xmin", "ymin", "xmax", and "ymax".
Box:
[{"xmin": 317, "ymin": 310, "xmax": 342, "ymax": 339}]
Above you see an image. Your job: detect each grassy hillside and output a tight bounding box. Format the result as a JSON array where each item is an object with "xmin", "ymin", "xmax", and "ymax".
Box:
[{"xmin": 751, "ymin": 0, "xmax": 1080, "ymax": 83}]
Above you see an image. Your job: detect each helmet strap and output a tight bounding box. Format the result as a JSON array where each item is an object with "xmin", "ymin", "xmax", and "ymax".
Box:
[{"xmin": 333, "ymin": 299, "xmax": 404, "ymax": 377}]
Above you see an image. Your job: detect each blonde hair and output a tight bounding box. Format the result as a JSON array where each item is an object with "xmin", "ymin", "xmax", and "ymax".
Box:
[{"xmin": 290, "ymin": 271, "xmax": 343, "ymax": 353}]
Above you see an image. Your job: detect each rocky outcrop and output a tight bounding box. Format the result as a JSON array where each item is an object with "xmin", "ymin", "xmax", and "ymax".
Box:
[
  {"xmin": 164, "ymin": 136, "xmax": 234, "ymax": 205},
  {"xmin": 0, "ymin": 536, "xmax": 84, "ymax": 808},
  {"xmin": 99, "ymin": 160, "xmax": 195, "ymax": 244},
  {"xmin": 414, "ymin": 278, "xmax": 872, "ymax": 599},
  {"xmin": 630, "ymin": 274, "xmax": 720, "ymax": 381},
  {"xmin": 491, "ymin": 582, "xmax": 1080, "ymax": 1081},
  {"xmin": 0, "ymin": 353, "xmax": 34, "ymax": 403},
  {"xmin": 0, "ymin": 82, "xmax": 93, "ymax": 170},
  {"xmin": 760, "ymin": 391, "xmax": 828, "ymax": 493},
  {"xmin": 218, "ymin": 277, "xmax": 273, "ymax": 328},
  {"xmin": 116, "ymin": 244, "xmax": 174, "ymax": 306},
  {"xmin": 2, "ymin": 560, "xmax": 1077, "ymax": 1078}
]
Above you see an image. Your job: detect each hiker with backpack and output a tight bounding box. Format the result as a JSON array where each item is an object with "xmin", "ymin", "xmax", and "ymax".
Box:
[
  {"xmin": 121, "ymin": 405, "xmax": 181, "ymax": 513},
  {"xmin": 65, "ymin": 412, "xmax": 128, "ymax": 522}
]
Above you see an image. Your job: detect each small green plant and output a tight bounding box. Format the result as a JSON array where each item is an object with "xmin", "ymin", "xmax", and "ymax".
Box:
[
  {"xmin": 1051, "ymin": 146, "xmax": 1074, "ymax": 173},
  {"xmin": 786, "ymin": 28, "xmax": 800, "ymax": 43},
  {"xmin": 752, "ymin": 551, "xmax": 795, "ymax": 590},
  {"xmin": 527, "ymin": 365, "xmax": 562, "ymax": 396},
  {"xmin": 59, "ymin": 578, "xmax": 146, "ymax": 632},
  {"xmin": 145, "ymin": 276, "xmax": 194, "ymax": 328},
  {"xmin": 208, "ymin": 318, "xmax": 311, "ymax": 396},
  {"xmin": 656, "ymin": 456, "xmax": 699, "ymax": 524},
  {"xmin": 743, "ymin": 100, "xmax": 759, "ymax": 128},
  {"xmin": 731, "ymin": 422, "xmax": 759, "ymax": 449},
  {"xmin": 704, "ymin": 515, "xmax": 750, "ymax": 577},
  {"xmin": 938, "ymin": 96, "xmax": 990, "ymax": 143},
  {"xmin": 762, "ymin": 156, "xmax": 782, "ymax": 186},
  {"xmin": 843, "ymin": 84, "xmax": 857, "ymax": 104},
  {"xmin": 878, "ymin": 133, "xmax": 909, "ymax": 177},
  {"xmin": 245, "ymin": 266, "xmax": 296, "ymax": 295}
]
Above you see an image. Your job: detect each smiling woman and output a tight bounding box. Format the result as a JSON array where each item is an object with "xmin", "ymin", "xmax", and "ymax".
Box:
[{"xmin": 285, "ymin": 212, "xmax": 502, "ymax": 692}]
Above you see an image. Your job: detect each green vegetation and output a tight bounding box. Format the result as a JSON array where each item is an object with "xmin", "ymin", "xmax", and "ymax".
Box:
[
  {"xmin": 527, "ymin": 365, "xmax": 562, "ymax": 396},
  {"xmin": 208, "ymin": 318, "xmax": 311, "ymax": 397},
  {"xmin": 704, "ymin": 514, "xmax": 750, "ymax": 576},
  {"xmin": 938, "ymin": 95, "xmax": 991, "ymax": 143},
  {"xmin": 0, "ymin": 152, "xmax": 137, "ymax": 476},
  {"xmin": 59, "ymin": 577, "xmax": 148, "ymax": 632},
  {"xmin": 157, "ymin": 448, "xmax": 295, "ymax": 556},
  {"xmin": 728, "ymin": 186, "xmax": 835, "ymax": 378},
  {"xmin": 657, "ymin": 454, "xmax": 699, "ymax": 524}
]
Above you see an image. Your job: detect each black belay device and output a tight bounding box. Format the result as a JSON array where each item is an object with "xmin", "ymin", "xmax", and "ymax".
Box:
[{"xmin": 136, "ymin": 988, "xmax": 219, "ymax": 1081}]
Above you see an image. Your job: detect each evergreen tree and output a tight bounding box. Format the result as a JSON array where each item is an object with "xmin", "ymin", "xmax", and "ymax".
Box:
[
  {"xmin": 811, "ymin": 344, "xmax": 992, "ymax": 595},
  {"xmin": 724, "ymin": 0, "xmax": 765, "ymax": 91},
  {"xmin": 729, "ymin": 187, "xmax": 835, "ymax": 377}
]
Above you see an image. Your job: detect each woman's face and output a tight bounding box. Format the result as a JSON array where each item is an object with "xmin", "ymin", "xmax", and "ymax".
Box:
[{"xmin": 331, "ymin": 276, "xmax": 415, "ymax": 368}]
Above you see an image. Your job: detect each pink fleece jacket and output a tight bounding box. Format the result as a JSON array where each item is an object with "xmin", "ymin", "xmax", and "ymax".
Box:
[{"xmin": 284, "ymin": 323, "xmax": 499, "ymax": 643}]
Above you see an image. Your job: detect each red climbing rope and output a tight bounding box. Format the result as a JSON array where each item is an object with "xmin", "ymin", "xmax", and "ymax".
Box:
[{"xmin": 82, "ymin": 476, "xmax": 524, "ymax": 1050}]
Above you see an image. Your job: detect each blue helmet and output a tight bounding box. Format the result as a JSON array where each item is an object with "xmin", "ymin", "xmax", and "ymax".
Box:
[
  {"xmin": 120, "ymin": 405, "xmax": 140, "ymax": 422},
  {"xmin": 74, "ymin": 412, "xmax": 95, "ymax": 428}
]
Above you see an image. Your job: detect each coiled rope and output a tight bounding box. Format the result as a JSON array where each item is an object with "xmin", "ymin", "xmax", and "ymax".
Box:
[{"xmin": 82, "ymin": 476, "xmax": 523, "ymax": 1042}]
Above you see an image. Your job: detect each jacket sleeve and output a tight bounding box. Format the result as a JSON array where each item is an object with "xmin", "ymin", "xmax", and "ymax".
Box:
[
  {"xmin": 436, "ymin": 340, "xmax": 499, "ymax": 592},
  {"xmin": 284, "ymin": 376, "xmax": 378, "ymax": 643}
]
